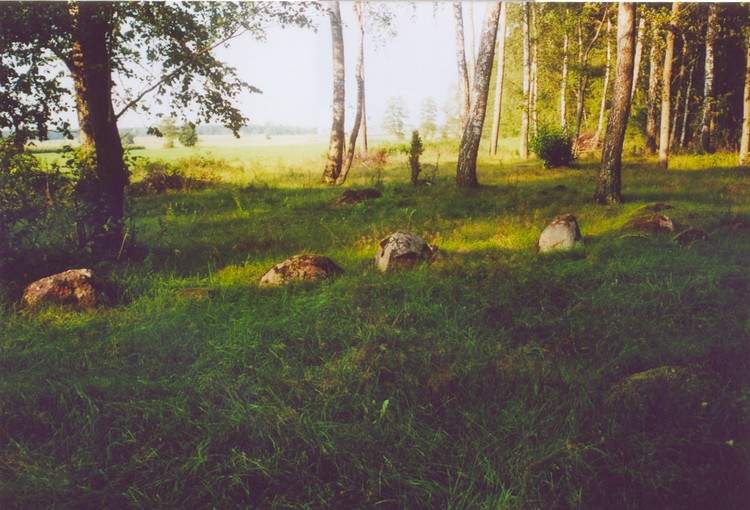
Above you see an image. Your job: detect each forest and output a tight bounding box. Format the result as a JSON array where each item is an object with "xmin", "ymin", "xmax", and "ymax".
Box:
[{"xmin": 1, "ymin": 2, "xmax": 749, "ymax": 509}]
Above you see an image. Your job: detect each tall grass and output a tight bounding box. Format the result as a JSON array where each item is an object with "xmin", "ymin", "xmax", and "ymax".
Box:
[{"xmin": 1, "ymin": 142, "xmax": 749, "ymax": 509}]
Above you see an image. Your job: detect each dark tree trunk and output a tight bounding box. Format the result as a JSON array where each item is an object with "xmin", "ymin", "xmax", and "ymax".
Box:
[
  {"xmin": 337, "ymin": 2, "xmax": 365, "ymax": 185},
  {"xmin": 700, "ymin": 3, "xmax": 718, "ymax": 153},
  {"xmin": 453, "ymin": 3, "xmax": 471, "ymax": 130},
  {"xmin": 70, "ymin": 2, "xmax": 126, "ymax": 256},
  {"xmin": 658, "ymin": 2, "xmax": 682, "ymax": 170},
  {"xmin": 323, "ymin": 1, "xmax": 345, "ymax": 184},
  {"xmin": 646, "ymin": 22, "xmax": 661, "ymax": 154},
  {"xmin": 456, "ymin": 1, "xmax": 502, "ymax": 188},
  {"xmin": 594, "ymin": 2, "xmax": 635, "ymax": 205}
]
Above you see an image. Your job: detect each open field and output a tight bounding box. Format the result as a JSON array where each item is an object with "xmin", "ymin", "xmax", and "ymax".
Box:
[{"xmin": 2, "ymin": 140, "xmax": 749, "ymax": 508}]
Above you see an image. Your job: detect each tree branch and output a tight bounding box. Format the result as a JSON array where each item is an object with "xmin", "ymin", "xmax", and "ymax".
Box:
[{"xmin": 115, "ymin": 28, "xmax": 247, "ymax": 120}]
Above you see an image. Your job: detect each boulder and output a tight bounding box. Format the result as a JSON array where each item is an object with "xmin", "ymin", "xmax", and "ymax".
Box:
[
  {"xmin": 22, "ymin": 268, "xmax": 107, "ymax": 311},
  {"xmin": 260, "ymin": 254, "xmax": 343, "ymax": 286},
  {"xmin": 673, "ymin": 229, "xmax": 708, "ymax": 246},
  {"xmin": 622, "ymin": 214, "xmax": 675, "ymax": 233},
  {"xmin": 335, "ymin": 188, "xmax": 382, "ymax": 206},
  {"xmin": 536, "ymin": 214, "xmax": 584, "ymax": 253},
  {"xmin": 375, "ymin": 230, "xmax": 432, "ymax": 272}
]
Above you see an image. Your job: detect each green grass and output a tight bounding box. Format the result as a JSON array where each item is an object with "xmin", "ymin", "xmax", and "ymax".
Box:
[{"xmin": 2, "ymin": 141, "xmax": 749, "ymax": 509}]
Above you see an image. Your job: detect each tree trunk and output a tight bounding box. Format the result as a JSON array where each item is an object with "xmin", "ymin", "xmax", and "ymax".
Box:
[
  {"xmin": 453, "ymin": 3, "xmax": 471, "ymax": 129},
  {"xmin": 680, "ymin": 63, "xmax": 694, "ymax": 148},
  {"xmin": 561, "ymin": 24, "xmax": 569, "ymax": 129},
  {"xmin": 700, "ymin": 3, "xmax": 718, "ymax": 153},
  {"xmin": 631, "ymin": 15, "xmax": 645, "ymax": 98},
  {"xmin": 337, "ymin": 2, "xmax": 365, "ymax": 185},
  {"xmin": 739, "ymin": 31, "xmax": 750, "ymax": 165},
  {"xmin": 594, "ymin": 2, "xmax": 636, "ymax": 205},
  {"xmin": 658, "ymin": 2, "xmax": 681, "ymax": 170},
  {"xmin": 467, "ymin": 1, "xmax": 476, "ymax": 87},
  {"xmin": 69, "ymin": 1, "xmax": 127, "ymax": 256},
  {"xmin": 323, "ymin": 1, "xmax": 345, "ymax": 184},
  {"xmin": 530, "ymin": 4, "xmax": 538, "ymax": 133},
  {"xmin": 646, "ymin": 22, "xmax": 661, "ymax": 154},
  {"xmin": 457, "ymin": 1, "xmax": 502, "ymax": 188},
  {"xmin": 573, "ymin": 6, "xmax": 608, "ymax": 154},
  {"xmin": 520, "ymin": 2, "xmax": 530, "ymax": 159},
  {"xmin": 670, "ymin": 36, "xmax": 688, "ymax": 150},
  {"xmin": 594, "ymin": 18, "xmax": 613, "ymax": 146},
  {"xmin": 489, "ymin": 2, "xmax": 507, "ymax": 156}
]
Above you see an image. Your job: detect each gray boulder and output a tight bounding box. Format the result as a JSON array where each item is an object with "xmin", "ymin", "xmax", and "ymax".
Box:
[
  {"xmin": 375, "ymin": 230, "xmax": 432, "ymax": 272},
  {"xmin": 22, "ymin": 268, "xmax": 107, "ymax": 311},
  {"xmin": 537, "ymin": 214, "xmax": 584, "ymax": 253},
  {"xmin": 260, "ymin": 254, "xmax": 343, "ymax": 286}
]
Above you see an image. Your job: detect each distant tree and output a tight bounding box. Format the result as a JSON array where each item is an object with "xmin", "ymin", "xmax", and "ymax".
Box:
[
  {"xmin": 179, "ymin": 122, "xmax": 198, "ymax": 147},
  {"xmin": 409, "ymin": 130, "xmax": 424, "ymax": 185},
  {"xmin": 593, "ymin": 17, "xmax": 613, "ymax": 147},
  {"xmin": 456, "ymin": 1, "xmax": 503, "ymax": 188},
  {"xmin": 419, "ymin": 97, "xmax": 438, "ymax": 140},
  {"xmin": 323, "ymin": 1, "xmax": 346, "ymax": 184},
  {"xmin": 520, "ymin": 2, "xmax": 531, "ymax": 159},
  {"xmin": 594, "ymin": 2, "xmax": 636, "ymax": 204},
  {"xmin": 658, "ymin": 2, "xmax": 683, "ymax": 169},
  {"xmin": 646, "ymin": 19, "xmax": 662, "ymax": 154},
  {"xmin": 120, "ymin": 131, "xmax": 135, "ymax": 146},
  {"xmin": 489, "ymin": 2, "xmax": 508, "ymax": 156},
  {"xmin": 560, "ymin": 7, "xmax": 570, "ymax": 130},
  {"xmin": 383, "ymin": 96, "xmax": 408, "ymax": 140},
  {"xmin": 159, "ymin": 117, "xmax": 178, "ymax": 149}
]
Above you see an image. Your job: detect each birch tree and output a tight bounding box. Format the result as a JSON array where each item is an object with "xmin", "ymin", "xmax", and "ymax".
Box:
[
  {"xmin": 594, "ymin": 2, "xmax": 636, "ymax": 205},
  {"xmin": 520, "ymin": 2, "xmax": 531, "ymax": 159},
  {"xmin": 594, "ymin": 17, "xmax": 613, "ymax": 147},
  {"xmin": 560, "ymin": 10, "xmax": 570, "ymax": 129},
  {"xmin": 323, "ymin": 1, "xmax": 346, "ymax": 184},
  {"xmin": 740, "ymin": 29, "xmax": 750, "ymax": 165},
  {"xmin": 337, "ymin": 2, "xmax": 365, "ymax": 185},
  {"xmin": 489, "ymin": 2, "xmax": 507, "ymax": 156},
  {"xmin": 453, "ymin": 3, "xmax": 471, "ymax": 129},
  {"xmin": 646, "ymin": 21, "xmax": 662, "ymax": 154},
  {"xmin": 700, "ymin": 3, "xmax": 719, "ymax": 154},
  {"xmin": 457, "ymin": 1, "xmax": 502, "ymax": 187},
  {"xmin": 631, "ymin": 15, "xmax": 646, "ymax": 98}
]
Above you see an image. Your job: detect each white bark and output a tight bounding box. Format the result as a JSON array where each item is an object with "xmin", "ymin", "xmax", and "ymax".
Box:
[{"xmin": 489, "ymin": 2, "xmax": 507, "ymax": 156}]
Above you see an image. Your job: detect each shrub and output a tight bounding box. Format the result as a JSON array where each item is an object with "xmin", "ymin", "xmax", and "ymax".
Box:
[
  {"xmin": 409, "ymin": 130, "xmax": 424, "ymax": 186},
  {"xmin": 529, "ymin": 125, "xmax": 575, "ymax": 168}
]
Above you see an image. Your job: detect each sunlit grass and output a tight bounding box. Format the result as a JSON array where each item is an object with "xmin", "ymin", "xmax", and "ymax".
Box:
[{"xmin": 2, "ymin": 139, "xmax": 749, "ymax": 508}]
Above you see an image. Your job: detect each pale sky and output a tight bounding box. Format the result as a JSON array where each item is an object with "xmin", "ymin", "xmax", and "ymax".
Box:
[{"xmin": 119, "ymin": 1, "xmax": 492, "ymax": 133}]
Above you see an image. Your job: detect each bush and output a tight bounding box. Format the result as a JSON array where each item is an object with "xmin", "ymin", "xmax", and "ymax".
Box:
[{"xmin": 529, "ymin": 125, "xmax": 575, "ymax": 168}]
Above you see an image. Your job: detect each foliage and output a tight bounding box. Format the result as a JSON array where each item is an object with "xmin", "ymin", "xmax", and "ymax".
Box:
[
  {"xmin": 382, "ymin": 95, "xmax": 408, "ymax": 140},
  {"xmin": 156, "ymin": 117, "xmax": 179, "ymax": 149},
  {"xmin": 179, "ymin": 122, "xmax": 199, "ymax": 147},
  {"xmin": 529, "ymin": 125, "xmax": 575, "ymax": 168},
  {"xmin": 408, "ymin": 130, "xmax": 424, "ymax": 185}
]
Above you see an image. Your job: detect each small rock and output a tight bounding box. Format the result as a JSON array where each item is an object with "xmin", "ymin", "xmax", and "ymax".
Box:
[
  {"xmin": 622, "ymin": 214, "xmax": 675, "ymax": 233},
  {"xmin": 375, "ymin": 231, "xmax": 433, "ymax": 272},
  {"xmin": 673, "ymin": 229, "xmax": 708, "ymax": 246},
  {"xmin": 335, "ymin": 188, "xmax": 382, "ymax": 206},
  {"xmin": 640, "ymin": 203, "xmax": 674, "ymax": 213},
  {"xmin": 537, "ymin": 214, "xmax": 584, "ymax": 253},
  {"xmin": 260, "ymin": 254, "xmax": 343, "ymax": 286},
  {"xmin": 22, "ymin": 268, "xmax": 108, "ymax": 311}
]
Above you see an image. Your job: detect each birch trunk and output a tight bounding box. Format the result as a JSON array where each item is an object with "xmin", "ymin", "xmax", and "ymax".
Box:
[
  {"xmin": 530, "ymin": 4, "xmax": 538, "ymax": 133},
  {"xmin": 573, "ymin": 7, "xmax": 608, "ymax": 153},
  {"xmin": 631, "ymin": 16, "xmax": 645, "ymax": 98},
  {"xmin": 594, "ymin": 18, "xmax": 613, "ymax": 146},
  {"xmin": 658, "ymin": 2, "xmax": 681, "ymax": 170},
  {"xmin": 454, "ymin": 3, "xmax": 471, "ymax": 129},
  {"xmin": 646, "ymin": 22, "xmax": 661, "ymax": 154},
  {"xmin": 669, "ymin": 36, "xmax": 688, "ymax": 150},
  {"xmin": 323, "ymin": 1, "xmax": 345, "ymax": 184},
  {"xmin": 700, "ymin": 3, "xmax": 718, "ymax": 153},
  {"xmin": 739, "ymin": 31, "xmax": 750, "ymax": 165},
  {"xmin": 594, "ymin": 2, "xmax": 636, "ymax": 205},
  {"xmin": 489, "ymin": 2, "xmax": 507, "ymax": 156},
  {"xmin": 561, "ymin": 26, "xmax": 569, "ymax": 129},
  {"xmin": 337, "ymin": 2, "xmax": 365, "ymax": 185},
  {"xmin": 457, "ymin": 1, "xmax": 502, "ymax": 187},
  {"xmin": 468, "ymin": 1, "xmax": 476, "ymax": 87},
  {"xmin": 680, "ymin": 63, "xmax": 694, "ymax": 148},
  {"xmin": 520, "ymin": 2, "xmax": 530, "ymax": 159}
]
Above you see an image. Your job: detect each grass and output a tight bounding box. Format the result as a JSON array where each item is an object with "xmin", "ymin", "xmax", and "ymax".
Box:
[{"xmin": 1, "ymin": 138, "xmax": 749, "ymax": 509}]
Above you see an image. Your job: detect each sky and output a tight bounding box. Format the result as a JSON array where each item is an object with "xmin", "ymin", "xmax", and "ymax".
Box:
[{"xmin": 119, "ymin": 1, "xmax": 492, "ymax": 133}]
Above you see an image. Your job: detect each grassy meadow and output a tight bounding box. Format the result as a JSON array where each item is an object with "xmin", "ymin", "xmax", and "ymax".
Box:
[{"xmin": 2, "ymin": 135, "xmax": 750, "ymax": 508}]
